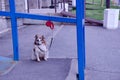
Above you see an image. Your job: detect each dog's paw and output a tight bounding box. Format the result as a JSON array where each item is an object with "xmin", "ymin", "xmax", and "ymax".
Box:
[
  {"xmin": 37, "ymin": 59, "xmax": 41, "ymax": 62},
  {"xmin": 37, "ymin": 60, "xmax": 41, "ymax": 62},
  {"xmin": 44, "ymin": 58, "xmax": 48, "ymax": 61}
]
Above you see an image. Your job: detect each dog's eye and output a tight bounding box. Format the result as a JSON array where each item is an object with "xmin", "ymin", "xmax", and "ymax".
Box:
[{"xmin": 39, "ymin": 37, "xmax": 42, "ymax": 39}]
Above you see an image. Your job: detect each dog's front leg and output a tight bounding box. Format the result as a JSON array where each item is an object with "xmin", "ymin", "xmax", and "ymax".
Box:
[
  {"xmin": 35, "ymin": 51, "xmax": 40, "ymax": 62},
  {"xmin": 44, "ymin": 51, "xmax": 49, "ymax": 61}
]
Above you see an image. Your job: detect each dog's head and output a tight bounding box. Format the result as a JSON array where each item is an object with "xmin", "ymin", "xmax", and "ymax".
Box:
[{"xmin": 34, "ymin": 34, "xmax": 46, "ymax": 45}]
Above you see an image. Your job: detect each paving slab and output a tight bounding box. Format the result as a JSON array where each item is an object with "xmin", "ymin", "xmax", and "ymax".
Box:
[
  {"xmin": 85, "ymin": 26, "xmax": 120, "ymax": 80},
  {"xmin": 49, "ymin": 25, "xmax": 77, "ymax": 58},
  {"xmin": 1, "ymin": 24, "xmax": 120, "ymax": 80},
  {"xmin": 0, "ymin": 58, "xmax": 71, "ymax": 80},
  {"xmin": 0, "ymin": 24, "xmax": 77, "ymax": 80},
  {"xmin": 0, "ymin": 56, "xmax": 17, "ymax": 75}
]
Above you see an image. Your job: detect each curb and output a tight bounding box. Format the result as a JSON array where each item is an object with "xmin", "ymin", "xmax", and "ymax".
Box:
[{"xmin": 65, "ymin": 59, "xmax": 78, "ymax": 80}]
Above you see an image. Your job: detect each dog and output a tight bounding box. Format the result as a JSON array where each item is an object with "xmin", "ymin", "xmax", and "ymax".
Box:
[{"xmin": 31, "ymin": 34, "xmax": 49, "ymax": 62}]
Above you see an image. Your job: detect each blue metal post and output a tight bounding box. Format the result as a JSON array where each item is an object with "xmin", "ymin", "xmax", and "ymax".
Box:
[
  {"xmin": 9, "ymin": 0, "xmax": 19, "ymax": 61},
  {"xmin": 76, "ymin": 0, "xmax": 85, "ymax": 80}
]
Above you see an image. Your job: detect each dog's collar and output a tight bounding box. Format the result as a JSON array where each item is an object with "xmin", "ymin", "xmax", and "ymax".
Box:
[
  {"xmin": 35, "ymin": 43, "xmax": 42, "ymax": 46},
  {"xmin": 38, "ymin": 46, "xmax": 45, "ymax": 52}
]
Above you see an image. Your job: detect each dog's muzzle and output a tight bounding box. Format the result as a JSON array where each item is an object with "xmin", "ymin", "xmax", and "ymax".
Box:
[{"xmin": 35, "ymin": 39, "xmax": 42, "ymax": 45}]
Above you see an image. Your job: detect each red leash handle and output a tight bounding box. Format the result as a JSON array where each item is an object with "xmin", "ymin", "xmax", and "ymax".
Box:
[{"xmin": 45, "ymin": 20, "xmax": 54, "ymax": 30}]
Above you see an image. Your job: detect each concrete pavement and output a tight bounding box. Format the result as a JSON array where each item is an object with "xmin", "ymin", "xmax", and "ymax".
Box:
[
  {"xmin": 0, "ymin": 56, "xmax": 17, "ymax": 75},
  {"xmin": 0, "ymin": 24, "xmax": 120, "ymax": 80},
  {"xmin": 85, "ymin": 26, "xmax": 120, "ymax": 80},
  {"xmin": 0, "ymin": 24, "xmax": 78, "ymax": 80},
  {"xmin": 0, "ymin": 58, "xmax": 71, "ymax": 80}
]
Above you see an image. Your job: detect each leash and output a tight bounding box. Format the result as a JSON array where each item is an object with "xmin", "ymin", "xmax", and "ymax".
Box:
[
  {"xmin": 46, "ymin": 20, "xmax": 54, "ymax": 50},
  {"xmin": 49, "ymin": 37, "xmax": 53, "ymax": 50},
  {"xmin": 48, "ymin": 25, "xmax": 64, "ymax": 50},
  {"xmin": 45, "ymin": 21, "xmax": 64, "ymax": 50}
]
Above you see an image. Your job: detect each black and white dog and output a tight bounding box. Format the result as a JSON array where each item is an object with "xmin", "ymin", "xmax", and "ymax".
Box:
[{"xmin": 31, "ymin": 34, "xmax": 49, "ymax": 62}]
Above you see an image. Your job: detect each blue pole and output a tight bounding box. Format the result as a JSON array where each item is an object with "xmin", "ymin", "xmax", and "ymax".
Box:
[
  {"xmin": 76, "ymin": 0, "xmax": 85, "ymax": 80},
  {"xmin": 9, "ymin": 0, "xmax": 19, "ymax": 61}
]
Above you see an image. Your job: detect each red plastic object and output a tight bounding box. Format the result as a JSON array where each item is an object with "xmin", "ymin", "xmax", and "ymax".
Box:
[{"xmin": 45, "ymin": 20, "xmax": 54, "ymax": 30}]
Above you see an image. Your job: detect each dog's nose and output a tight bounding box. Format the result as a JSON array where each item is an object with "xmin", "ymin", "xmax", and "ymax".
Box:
[{"xmin": 36, "ymin": 40, "xmax": 39, "ymax": 41}]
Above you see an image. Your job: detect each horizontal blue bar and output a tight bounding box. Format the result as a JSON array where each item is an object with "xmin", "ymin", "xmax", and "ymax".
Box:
[
  {"xmin": 15, "ymin": 13, "xmax": 76, "ymax": 23},
  {"xmin": 0, "ymin": 11, "xmax": 76, "ymax": 23},
  {"xmin": 0, "ymin": 11, "xmax": 11, "ymax": 17}
]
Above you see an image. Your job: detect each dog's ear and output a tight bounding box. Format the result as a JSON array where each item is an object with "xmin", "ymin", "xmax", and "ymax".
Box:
[
  {"xmin": 41, "ymin": 35, "xmax": 45, "ymax": 40},
  {"xmin": 41, "ymin": 35, "xmax": 46, "ymax": 45},
  {"xmin": 35, "ymin": 35, "xmax": 37, "ymax": 38},
  {"xmin": 35, "ymin": 34, "xmax": 38, "ymax": 39},
  {"xmin": 34, "ymin": 35, "xmax": 38, "ymax": 45}
]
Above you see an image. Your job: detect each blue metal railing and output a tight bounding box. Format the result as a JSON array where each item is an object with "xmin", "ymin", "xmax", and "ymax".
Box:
[{"xmin": 0, "ymin": 0, "xmax": 85, "ymax": 80}]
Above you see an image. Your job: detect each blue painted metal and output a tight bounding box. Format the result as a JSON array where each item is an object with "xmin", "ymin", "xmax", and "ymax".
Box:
[
  {"xmin": 0, "ymin": 1, "xmax": 76, "ymax": 61},
  {"xmin": 9, "ymin": 0, "xmax": 19, "ymax": 61},
  {"xmin": 76, "ymin": 0, "xmax": 85, "ymax": 80},
  {"xmin": 0, "ymin": 0, "xmax": 85, "ymax": 79},
  {"xmin": 0, "ymin": 11, "xmax": 10, "ymax": 17},
  {"xmin": 0, "ymin": 12, "xmax": 76, "ymax": 23},
  {"xmin": 15, "ymin": 13, "xmax": 76, "ymax": 23}
]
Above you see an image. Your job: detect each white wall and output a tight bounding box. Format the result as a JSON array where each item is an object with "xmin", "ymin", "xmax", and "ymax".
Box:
[{"xmin": 72, "ymin": 0, "xmax": 76, "ymax": 7}]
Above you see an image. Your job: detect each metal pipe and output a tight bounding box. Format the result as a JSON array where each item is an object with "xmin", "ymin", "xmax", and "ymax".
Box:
[
  {"xmin": 106, "ymin": 0, "xmax": 110, "ymax": 8},
  {"xmin": 25, "ymin": 0, "xmax": 28, "ymax": 13},
  {"xmin": 55, "ymin": 0, "xmax": 57, "ymax": 13}
]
